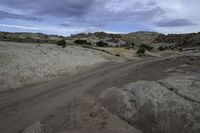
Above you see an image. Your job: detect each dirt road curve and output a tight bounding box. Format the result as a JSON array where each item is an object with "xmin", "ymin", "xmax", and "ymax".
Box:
[{"xmin": 0, "ymin": 56, "xmax": 184, "ymax": 133}]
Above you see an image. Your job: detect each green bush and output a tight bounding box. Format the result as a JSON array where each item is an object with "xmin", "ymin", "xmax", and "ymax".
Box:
[
  {"xmin": 136, "ymin": 47, "xmax": 146, "ymax": 56},
  {"xmin": 74, "ymin": 39, "xmax": 88, "ymax": 45},
  {"xmin": 57, "ymin": 39, "xmax": 66, "ymax": 48},
  {"xmin": 140, "ymin": 44, "xmax": 153, "ymax": 51},
  {"xmin": 115, "ymin": 54, "xmax": 120, "ymax": 57},
  {"xmin": 96, "ymin": 41, "xmax": 109, "ymax": 47},
  {"xmin": 158, "ymin": 46, "xmax": 167, "ymax": 51}
]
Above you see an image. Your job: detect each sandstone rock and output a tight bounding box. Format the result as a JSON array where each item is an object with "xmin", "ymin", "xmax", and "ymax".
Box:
[
  {"xmin": 39, "ymin": 95, "xmax": 142, "ymax": 133},
  {"xmin": 100, "ymin": 73, "xmax": 200, "ymax": 133}
]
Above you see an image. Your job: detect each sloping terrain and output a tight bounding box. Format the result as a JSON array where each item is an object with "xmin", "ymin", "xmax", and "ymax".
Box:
[
  {"xmin": 68, "ymin": 32, "xmax": 126, "ymax": 47},
  {"xmin": 0, "ymin": 32, "xmax": 64, "ymax": 44},
  {"xmin": 1, "ymin": 31, "xmax": 200, "ymax": 50},
  {"xmin": 68, "ymin": 31, "xmax": 162, "ymax": 47},
  {"xmin": 0, "ymin": 41, "xmax": 118, "ymax": 91},
  {"xmin": 39, "ymin": 55, "xmax": 200, "ymax": 133},
  {"xmin": 37, "ymin": 95, "xmax": 142, "ymax": 133},
  {"xmin": 1, "ymin": 31, "xmax": 200, "ymax": 133},
  {"xmin": 0, "ymin": 54, "xmax": 200, "ymax": 133},
  {"xmin": 122, "ymin": 31, "xmax": 162, "ymax": 45},
  {"xmin": 154, "ymin": 32, "xmax": 200, "ymax": 49},
  {"xmin": 100, "ymin": 74, "xmax": 200, "ymax": 133}
]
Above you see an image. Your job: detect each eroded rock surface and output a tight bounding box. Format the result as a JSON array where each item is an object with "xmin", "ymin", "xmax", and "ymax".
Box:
[
  {"xmin": 100, "ymin": 73, "xmax": 200, "ymax": 133},
  {"xmin": 32, "ymin": 96, "xmax": 142, "ymax": 133},
  {"xmin": 33, "ymin": 73, "xmax": 200, "ymax": 133},
  {"xmin": 0, "ymin": 41, "xmax": 118, "ymax": 91}
]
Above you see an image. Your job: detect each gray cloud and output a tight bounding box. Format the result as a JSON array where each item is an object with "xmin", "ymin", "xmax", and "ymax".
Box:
[
  {"xmin": 0, "ymin": 0, "xmax": 164, "ymax": 22},
  {"xmin": 60, "ymin": 5, "xmax": 165, "ymax": 28},
  {"xmin": 0, "ymin": 0, "xmax": 98, "ymax": 18},
  {"xmin": 60, "ymin": 23, "xmax": 71, "ymax": 27},
  {"xmin": 0, "ymin": 0, "xmax": 199, "ymax": 34},
  {"xmin": 0, "ymin": 10, "xmax": 41, "ymax": 21},
  {"xmin": 38, "ymin": 0, "xmax": 97, "ymax": 17},
  {"xmin": 127, "ymin": 7, "xmax": 165, "ymax": 21},
  {"xmin": 155, "ymin": 18, "xmax": 197, "ymax": 27}
]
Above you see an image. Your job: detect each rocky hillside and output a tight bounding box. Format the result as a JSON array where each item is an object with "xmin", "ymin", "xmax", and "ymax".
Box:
[
  {"xmin": 1, "ymin": 31, "xmax": 200, "ymax": 49},
  {"xmin": 154, "ymin": 32, "xmax": 200, "ymax": 49},
  {"xmin": 69, "ymin": 32, "xmax": 126, "ymax": 47},
  {"xmin": 0, "ymin": 31, "xmax": 65, "ymax": 44},
  {"xmin": 122, "ymin": 31, "xmax": 162, "ymax": 45},
  {"xmin": 70, "ymin": 32, "xmax": 121, "ymax": 39},
  {"xmin": 69, "ymin": 31, "xmax": 162, "ymax": 47},
  {"xmin": 69, "ymin": 31, "xmax": 200, "ymax": 49}
]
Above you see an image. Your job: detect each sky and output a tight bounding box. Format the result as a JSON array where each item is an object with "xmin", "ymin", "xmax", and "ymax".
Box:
[{"xmin": 0, "ymin": 0, "xmax": 199, "ymax": 36}]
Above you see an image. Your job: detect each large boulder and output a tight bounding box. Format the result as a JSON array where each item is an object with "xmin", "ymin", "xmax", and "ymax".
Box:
[{"xmin": 100, "ymin": 73, "xmax": 200, "ymax": 133}]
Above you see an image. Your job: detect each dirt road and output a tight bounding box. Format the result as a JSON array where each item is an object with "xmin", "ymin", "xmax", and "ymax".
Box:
[{"xmin": 0, "ymin": 56, "xmax": 189, "ymax": 133}]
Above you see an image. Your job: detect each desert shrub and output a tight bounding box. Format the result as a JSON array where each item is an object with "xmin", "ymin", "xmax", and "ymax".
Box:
[
  {"xmin": 96, "ymin": 41, "xmax": 109, "ymax": 47},
  {"xmin": 86, "ymin": 42, "xmax": 92, "ymax": 45},
  {"xmin": 140, "ymin": 44, "xmax": 153, "ymax": 51},
  {"xmin": 137, "ymin": 47, "xmax": 146, "ymax": 56},
  {"xmin": 158, "ymin": 46, "xmax": 168, "ymax": 51},
  {"xmin": 25, "ymin": 36, "xmax": 32, "ymax": 40},
  {"xmin": 131, "ymin": 42, "xmax": 135, "ymax": 46},
  {"xmin": 57, "ymin": 39, "xmax": 66, "ymax": 48},
  {"xmin": 115, "ymin": 54, "xmax": 120, "ymax": 57},
  {"xmin": 74, "ymin": 39, "xmax": 88, "ymax": 45},
  {"xmin": 178, "ymin": 48, "xmax": 183, "ymax": 52}
]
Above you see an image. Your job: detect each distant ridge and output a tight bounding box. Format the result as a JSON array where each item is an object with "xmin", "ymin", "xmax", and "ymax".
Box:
[{"xmin": 0, "ymin": 31, "xmax": 200, "ymax": 48}]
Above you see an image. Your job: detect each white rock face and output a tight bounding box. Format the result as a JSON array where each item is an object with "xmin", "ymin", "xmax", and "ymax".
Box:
[
  {"xmin": 0, "ymin": 41, "xmax": 113, "ymax": 91},
  {"xmin": 100, "ymin": 73, "xmax": 200, "ymax": 133}
]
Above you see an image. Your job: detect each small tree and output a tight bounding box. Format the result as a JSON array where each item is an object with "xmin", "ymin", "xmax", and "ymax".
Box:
[
  {"xmin": 158, "ymin": 46, "xmax": 167, "ymax": 51},
  {"xmin": 57, "ymin": 39, "xmax": 66, "ymax": 48},
  {"xmin": 140, "ymin": 44, "xmax": 153, "ymax": 51},
  {"xmin": 96, "ymin": 41, "xmax": 109, "ymax": 47},
  {"xmin": 136, "ymin": 47, "xmax": 146, "ymax": 56},
  {"xmin": 74, "ymin": 39, "xmax": 88, "ymax": 45}
]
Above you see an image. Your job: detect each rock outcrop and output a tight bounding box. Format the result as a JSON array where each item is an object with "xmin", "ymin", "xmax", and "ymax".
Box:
[
  {"xmin": 122, "ymin": 31, "xmax": 162, "ymax": 45},
  {"xmin": 154, "ymin": 32, "xmax": 200, "ymax": 49},
  {"xmin": 100, "ymin": 73, "xmax": 200, "ymax": 133},
  {"xmin": 0, "ymin": 41, "xmax": 117, "ymax": 91}
]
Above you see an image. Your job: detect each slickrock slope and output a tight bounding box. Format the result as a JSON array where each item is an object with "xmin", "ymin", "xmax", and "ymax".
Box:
[
  {"xmin": 0, "ymin": 41, "xmax": 118, "ymax": 91},
  {"xmin": 99, "ymin": 57, "xmax": 200, "ymax": 133},
  {"xmin": 21, "ymin": 55, "xmax": 200, "ymax": 133}
]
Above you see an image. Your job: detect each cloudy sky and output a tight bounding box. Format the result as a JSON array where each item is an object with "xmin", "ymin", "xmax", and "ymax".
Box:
[{"xmin": 0, "ymin": 0, "xmax": 199, "ymax": 35}]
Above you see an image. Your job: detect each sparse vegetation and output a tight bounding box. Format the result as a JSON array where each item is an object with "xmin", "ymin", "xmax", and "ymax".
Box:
[
  {"xmin": 115, "ymin": 54, "xmax": 120, "ymax": 57},
  {"xmin": 57, "ymin": 39, "xmax": 66, "ymax": 48},
  {"xmin": 158, "ymin": 46, "xmax": 168, "ymax": 51},
  {"xmin": 74, "ymin": 39, "xmax": 89, "ymax": 45},
  {"xmin": 136, "ymin": 44, "xmax": 153, "ymax": 56},
  {"xmin": 0, "ymin": 31, "xmax": 63, "ymax": 44},
  {"xmin": 96, "ymin": 41, "xmax": 109, "ymax": 47},
  {"xmin": 136, "ymin": 47, "xmax": 146, "ymax": 56},
  {"xmin": 178, "ymin": 48, "xmax": 183, "ymax": 52},
  {"xmin": 139, "ymin": 44, "xmax": 153, "ymax": 51}
]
